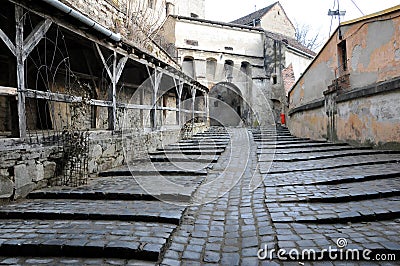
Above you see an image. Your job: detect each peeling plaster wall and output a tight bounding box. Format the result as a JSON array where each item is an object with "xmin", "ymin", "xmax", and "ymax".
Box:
[
  {"xmin": 337, "ymin": 91, "xmax": 400, "ymax": 148},
  {"xmin": 288, "ymin": 11, "xmax": 400, "ymax": 148},
  {"xmin": 288, "ymin": 107, "xmax": 328, "ymax": 141}
]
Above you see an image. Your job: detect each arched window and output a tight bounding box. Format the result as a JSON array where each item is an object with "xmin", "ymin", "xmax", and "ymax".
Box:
[
  {"xmin": 224, "ymin": 60, "xmax": 234, "ymax": 82},
  {"xmin": 206, "ymin": 58, "xmax": 217, "ymax": 81},
  {"xmin": 182, "ymin": 56, "xmax": 195, "ymax": 78}
]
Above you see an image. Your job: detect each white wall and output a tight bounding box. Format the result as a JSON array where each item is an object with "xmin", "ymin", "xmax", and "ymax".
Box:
[
  {"xmin": 261, "ymin": 4, "xmax": 296, "ymax": 38},
  {"xmin": 285, "ymin": 50, "xmax": 313, "ymax": 81},
  {"xmin": 174, "ymin": 20, "xmax": 264, "ymax": 58}
]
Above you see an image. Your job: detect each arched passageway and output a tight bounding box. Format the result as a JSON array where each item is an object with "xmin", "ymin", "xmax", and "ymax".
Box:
[{"xmin": 209, "ymin": 82, "xmax": 245, "ymax": 126}]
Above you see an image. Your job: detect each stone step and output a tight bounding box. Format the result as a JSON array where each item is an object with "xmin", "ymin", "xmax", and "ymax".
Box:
[
  {"xmin": 159, "ymin": 146, "xmax": 226, "ymax": 151},
  {"xmin": 99, "ymin": 165, "xmax": 208, "ymax": 177},
  {"xmin": 0, "ymin": 257, "xmax": 154, "ymax": 265},
  {"xmin": 0, "ymin": 199, "xmax": 185, "ymax": 225},
  {"xmin": 149, "ymin": 155, "xmax": 218, "ymax": 163},
  {"xmin": 257, "ymin": 142, "xmax": 349, "ymax": 150},
  {"xmin": 258, "ymin": 149, "xmax": 400, "ymax": 162},
  {"xmin": 262, "ymin": 154, "xmax": 400, "ymax": 174},
  {"xmin": 0, "ymin": 220, "xmax": 175, "ymax": 261},
  {"xmin": 28, "ymin": 175, "xmax": 204, "ymax": 202},
  {"xmin": 256, "ymin": 140, "xmax": 327, "ymax": 146},
  {"xmin": 149, "ymin": 149, "xmax": 224, "ymax": 156},
  {"xmin": 257, "ymin": 146, "xmax": 371, "ymax": 154},
  {"xmin": 264, "ymin": 164, "xmax": 400, "ymax": 187},
  {"xmin": 265, "ymin": 177, "xmax": 400, "ymax": 203},
  {"xmin": 268, "ymin": 197, "xmax": 400, "ymax": 224}
]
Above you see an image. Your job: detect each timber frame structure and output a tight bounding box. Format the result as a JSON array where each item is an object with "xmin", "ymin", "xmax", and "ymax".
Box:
[{"xmin": 0, "ymin": 0, "xmax": 208, "ymax": 140}]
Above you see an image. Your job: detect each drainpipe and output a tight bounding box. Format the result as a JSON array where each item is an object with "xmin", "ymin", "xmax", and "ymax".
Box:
[{"xmin": 39, "ymin": 0, "xmax": 121, "ymax": 42}]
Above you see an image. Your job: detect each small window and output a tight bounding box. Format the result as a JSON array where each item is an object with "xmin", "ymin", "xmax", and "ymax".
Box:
[
  {"xmin": 224, "ymin": 47, "xmax": 233, "ymax": 51},
  {"xmin": 185, "ymin": 39, "xmax": 199, "ymax": 46},
  {"xmin": 272, "ymin": 74, "xmax": 278, "ymax": 85},
  {"xmin": 190, "ymin": 13, "xmax": 199, "ymax": 18}
]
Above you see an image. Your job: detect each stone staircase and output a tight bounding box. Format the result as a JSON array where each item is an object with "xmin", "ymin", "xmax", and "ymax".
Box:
[{"xmin": 0, "ymin": 127, "xmax": 230, "ymax": 265}]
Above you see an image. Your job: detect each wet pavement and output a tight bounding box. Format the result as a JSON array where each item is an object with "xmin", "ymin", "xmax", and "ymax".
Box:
[{"xmin": 0, "ymin": 126, "xmax": 399, "ymax": 265}]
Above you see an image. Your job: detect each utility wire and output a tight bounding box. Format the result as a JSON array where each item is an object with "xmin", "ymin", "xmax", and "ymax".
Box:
[{"xmin": 350, "ymin": 0, "xmax": 365, "ymax": 15}]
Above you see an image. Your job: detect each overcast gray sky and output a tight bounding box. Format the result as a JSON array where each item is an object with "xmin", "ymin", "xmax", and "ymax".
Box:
[{"xmin": 205, "ymin": 0, "xmax": 399, "ymax": 45}]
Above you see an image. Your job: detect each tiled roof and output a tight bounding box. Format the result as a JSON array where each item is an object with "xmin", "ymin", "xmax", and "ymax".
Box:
[{"xmin": 230, "ymin": 2, "xmax": 277, "ymax": 26}]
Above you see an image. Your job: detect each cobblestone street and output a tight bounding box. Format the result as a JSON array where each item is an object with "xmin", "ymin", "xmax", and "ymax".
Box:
[{"xmin": 0, "ymin": 127, "xmax": 399, "ymax": 265}]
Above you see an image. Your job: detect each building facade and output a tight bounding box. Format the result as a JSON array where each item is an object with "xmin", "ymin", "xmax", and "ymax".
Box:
[
  {"xmin": 288, "ymin": 6, "xmax": 400, "ymax": 148},
  {"xmin": 164, "ymin": 1, "xmax": 315, "ymax": 127}
]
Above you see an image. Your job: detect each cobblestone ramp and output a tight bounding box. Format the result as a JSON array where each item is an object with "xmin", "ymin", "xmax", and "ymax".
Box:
[
  {"xmin": 255, "ymin": 127, "xmax": 400, "ymax": 262},
  {"xmin": 0, "ymin": 127, "xmax": 230, "ymax": 264}
]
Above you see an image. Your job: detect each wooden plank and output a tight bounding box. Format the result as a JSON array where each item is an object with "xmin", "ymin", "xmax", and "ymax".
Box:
[
  {"xmin": 23, "ymin": 19, "xmax": 52, "ymax": 60},
  {"xmin": 0, "ymin": 86, "xmax": 17, "ymax": 96},
  {"xmin": 0, "ymin": 28, "xmax": 16, "ymax": 56},
  {"xmin": 25, "ymin": 89, "xmax": 82, "ymax": 103},
  {"xmin": 115, "ymin": 56, "xmax": 128, "ymax": 83},
  {"xmin": 95, "ymin": 43, "xmax": 112, "ymax": 80},
  {"xmin": 117, "ymin": 103, "xmax": 153, "ymax": 110},
  {"xmin": 16, "ymin": 6, "xmax": 27, "ymax": 139},
  {"xmin": 89, "ymin": 99, "xmax": 112, "ymax": 107}
]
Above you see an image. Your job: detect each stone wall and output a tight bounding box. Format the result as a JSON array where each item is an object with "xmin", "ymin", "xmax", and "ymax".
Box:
[{"xmin": 0, "ymin": 123, "xmax": 211, "ymax": 201}]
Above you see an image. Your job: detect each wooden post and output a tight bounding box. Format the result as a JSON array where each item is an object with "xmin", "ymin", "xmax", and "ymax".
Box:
[
  {"xmin": 15, "ymin": 6, "xmax": 27, "ymax": 139},
  {"xmin": 109, "ymin": 51, "xmax": 117, "ymax": 130},
  {"xmin": 95, "ymin": 44, "xmax": 127, "ymax": 130},
  {"xmin": 191, "ymin": 86, "xmax": 196, "ymax": 131}
]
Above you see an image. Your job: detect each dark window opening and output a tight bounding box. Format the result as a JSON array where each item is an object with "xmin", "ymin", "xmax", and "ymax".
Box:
[
  {"xmin": 338, "ymin": 40, "xmax": 347, "ymax": 72},
  {"xmin": 185, "ymin": 39, "xmax": 199, "ymax": 46},
  {"xmin": 190, "ymin": 13, "xmax": 199, "ymax": 18},
  {"xmin": 224, "ymin": 47, "xmax": 233, "ymax": 51},
  {"xmin": 272, "ymin": 75, "xmax": 278, "ymax": 85}
]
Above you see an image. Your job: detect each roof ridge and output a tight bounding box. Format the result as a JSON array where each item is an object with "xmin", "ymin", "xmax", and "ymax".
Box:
[{"xmin": 230, "ymin": 2, "xmax": 278, "ymax": 25}]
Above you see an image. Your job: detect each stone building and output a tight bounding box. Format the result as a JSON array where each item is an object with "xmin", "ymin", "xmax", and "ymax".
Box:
[
  {"xmin": 163, "ymin": 1, "xmax": 315, "ymax": 126},
  {"xmin": 287, "ymin": 5, "xmax": 400, "ymax": 148},
  {"xmin": 0, "ymin": 0, "xmax": 208, "ymax": 199}
]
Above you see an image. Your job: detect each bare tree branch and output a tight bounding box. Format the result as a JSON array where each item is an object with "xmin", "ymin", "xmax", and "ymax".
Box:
[{"xmin": 295, "ymin": 22, "xmax": 324, "ymax": 51}]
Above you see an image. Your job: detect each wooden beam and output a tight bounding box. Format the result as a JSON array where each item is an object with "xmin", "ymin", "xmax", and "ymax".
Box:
[
  {"xmin": 25, "ymin": 89, "xmax": 82, "ymax": 103},
  {"xmin": 115, "ymin": 56, "xmax": 128, "ymax": 83},
  {"xmin": 0, "ymin": 28, "xmax": 16, "ymax": 56},
  {"xmin": 95, "ymin": 43, "xmax": 112, "ymax": 80},
  {"xmin": 15, "ymin": 6, "xmax": 26, "ymax": 139},
  {"xmin": 89, "ymin": 99, "xmax": 113, "ymax": 107},
  {"xmin": 117, "ymin": 103, "xmax": 153, "ymax": 110},
  {"xmin": 0, "ymin": 86, "xmax": 17, "ymax": 97},
  {"xmin": 23, "ymin": 19, "xmax": 52, "ymax": 60}
]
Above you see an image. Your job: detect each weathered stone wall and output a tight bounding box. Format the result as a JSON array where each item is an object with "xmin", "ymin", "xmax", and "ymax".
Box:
[
  {"xmin": 0, "ymin": 124, "xmax": 212, "ymax": 200},
  {"xmin": 336, "ymin": 90, "xmax": 400, "ymax": 148},
  {"xmin": 0, "ymin": 140, "xmax": 60, "ymax": 200},
  {"xmin": 288, "ymin": 10, "xmax": 400, "ymax": 147},
  {"xmin": 60, "ymin": 0, "xmax": 178, "ymax": 67}
]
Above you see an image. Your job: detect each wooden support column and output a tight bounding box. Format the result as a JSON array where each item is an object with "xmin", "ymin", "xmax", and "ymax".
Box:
[
  {"xmin": 146, "ymin": 66, "xmax": 163, "ymax": 130},
  {"xmin": 191, "ymin": 86, "xmax": 196, "ymax": 128},
  {"xmin": 15, "ymin": 6, "xmax": 26, "ymax": 138},
  {"xmin": 173, "ymin": 78, "xmax": 184, "ymax": 126},
  {"xmin": 95, "ymin": 44, "xmax": 128, "ymax": 130},
  {"xmin": 12, "ymin": 6, "xmax": 53, "ymax": 138}
]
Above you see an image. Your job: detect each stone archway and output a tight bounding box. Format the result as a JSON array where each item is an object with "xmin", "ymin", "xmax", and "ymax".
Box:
[{"xmin": 209, "ymin": 82, "xmax": 245, "ymax": 126}]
